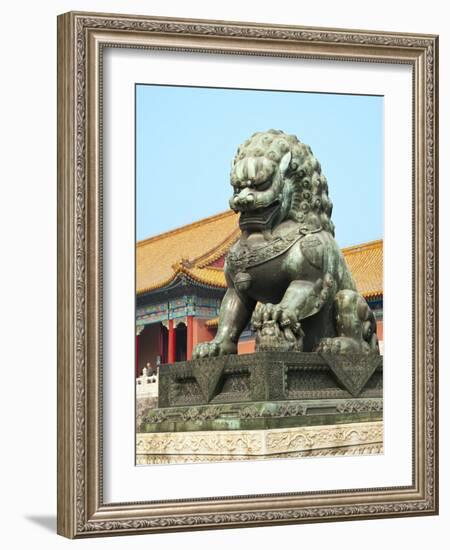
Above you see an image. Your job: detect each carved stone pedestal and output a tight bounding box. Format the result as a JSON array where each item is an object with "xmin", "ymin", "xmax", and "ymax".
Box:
[{"xmin": 157, "ymin": 351, "xmax": 382, "ymax": 409}]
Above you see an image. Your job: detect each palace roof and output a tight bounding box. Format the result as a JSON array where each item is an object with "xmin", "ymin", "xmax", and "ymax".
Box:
[
  {"xmin": 137, "ymin": 211, "xmax": 383, "ymax": 299},
  {"xmin": 137, "ymin": 211, "xmax": 239, "ymax": 295}
]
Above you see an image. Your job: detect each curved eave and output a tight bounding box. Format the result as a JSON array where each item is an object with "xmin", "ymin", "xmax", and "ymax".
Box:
[
  {"xmin": 181, "ymin": 274, "xmax": 226, "ymax": 291},
  {"xmin": 364, "ymin": 290, "xmax": 383, "ymax": 301},
  {"xmin": 137, "ymin": 265, "xmax": 227, "ymax": 297},
  {"xmin": 136, "ymin": 272, "xmax": 179, "ymax": 296},
  {"xmin": 184, "ymin": 266, "xmax": 227, "ymax": 289}
]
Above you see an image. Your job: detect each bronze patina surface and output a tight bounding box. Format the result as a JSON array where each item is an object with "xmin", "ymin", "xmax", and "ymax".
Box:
[{"xmin": 142, "ymin": 398, "xmax": 383, "ymax": 434}]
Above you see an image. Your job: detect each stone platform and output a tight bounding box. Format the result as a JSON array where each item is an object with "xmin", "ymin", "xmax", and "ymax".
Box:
[{"xmin": 136, "ymin": 420, "xmax": 383, "ymax": 464}]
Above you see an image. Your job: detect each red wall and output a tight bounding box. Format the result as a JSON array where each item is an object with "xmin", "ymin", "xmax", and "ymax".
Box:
[
  {"xmin": 237, "ymin": 339, "xmax": 255, "ymax": 354},
  {"xmin": 193, "ymin": 318, "xmax": 215, "ymax": 347},
  {"xmin": 376, "ymin": 320, "xmax": 383, "ymax": 341}
]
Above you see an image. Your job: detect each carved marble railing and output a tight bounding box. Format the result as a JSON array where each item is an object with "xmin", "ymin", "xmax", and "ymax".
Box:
[{"xmin": 136, "ymin": 365, "xmax": 159, "ymax": 398}]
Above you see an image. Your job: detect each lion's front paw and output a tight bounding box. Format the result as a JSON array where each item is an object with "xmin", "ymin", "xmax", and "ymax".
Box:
[
  {"xmin": 251, "ymin": 302, "xmax": 301, "ymax": 335},
  {"xmin": 192, "ymin": 339, "xmax": 237, "ymax": 359},
  {"xmin": 252, "ymin": 302, "xmax": 304, "ymax": 351}
]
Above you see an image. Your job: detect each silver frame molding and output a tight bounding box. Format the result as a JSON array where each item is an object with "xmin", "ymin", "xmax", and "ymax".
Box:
[{"xmin": 57, "ymin": 11, "xmax": 439, "ymax": 538}]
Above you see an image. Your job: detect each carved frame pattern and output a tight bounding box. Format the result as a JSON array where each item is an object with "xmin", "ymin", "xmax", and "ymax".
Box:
[{"xmin": 57, "ymin": 11, "xmax": 438, "ymax": 538}]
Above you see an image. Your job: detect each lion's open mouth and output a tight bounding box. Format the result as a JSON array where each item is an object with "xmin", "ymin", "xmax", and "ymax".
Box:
[{"xmin": 239, "ymin": 202, "xmax": 281, "ymax": 231}]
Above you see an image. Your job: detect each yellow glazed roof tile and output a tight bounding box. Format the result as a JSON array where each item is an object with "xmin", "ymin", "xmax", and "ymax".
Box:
[
  {"xmin": 136, "ymin": 211, "xmax": 238, "ymax": 294},
  {"xmin": 181, "ymin": 265, "xmax": 227, "ymax": 288},
  {"xmin": 342, "ymin": 239, "xmax": 383, "ymax": 298}
]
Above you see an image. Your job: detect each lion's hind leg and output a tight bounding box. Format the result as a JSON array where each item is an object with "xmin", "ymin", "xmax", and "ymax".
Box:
[{"xmin": 315, "ymin": 289, "xmax": 379, "ymax": 354}]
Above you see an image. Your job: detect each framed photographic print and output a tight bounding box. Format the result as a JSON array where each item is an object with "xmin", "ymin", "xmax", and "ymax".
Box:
[{"xmin": 57, "ymin": 11, "xmax": 439, "ymax": 538}]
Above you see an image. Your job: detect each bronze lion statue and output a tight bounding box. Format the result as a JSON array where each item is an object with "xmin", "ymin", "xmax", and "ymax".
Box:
[{"xmin": 193, "ymin": 130, "xmax": 380, "ymax": 358}]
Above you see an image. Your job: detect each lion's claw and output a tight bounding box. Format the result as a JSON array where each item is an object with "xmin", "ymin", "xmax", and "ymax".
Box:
[{"xmin": 192, "ymin": 339, "xmax": 237, "ymax": 359}]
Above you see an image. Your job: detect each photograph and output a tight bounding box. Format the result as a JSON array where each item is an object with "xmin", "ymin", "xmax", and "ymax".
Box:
[{"xmin": 135, "ymin": 84, "xmax": 384, "ymax": 465}]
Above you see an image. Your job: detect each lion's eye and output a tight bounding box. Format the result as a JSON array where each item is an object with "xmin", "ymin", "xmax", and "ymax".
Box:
[{"xmin": 255, "ymin": 179, "xmax": 272, "ymax": 191}]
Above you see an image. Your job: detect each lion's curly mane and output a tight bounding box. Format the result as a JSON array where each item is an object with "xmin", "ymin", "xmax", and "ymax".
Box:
[{"xmin": 232, "ymin": 129, "xmax": 335, "ymax": 235}]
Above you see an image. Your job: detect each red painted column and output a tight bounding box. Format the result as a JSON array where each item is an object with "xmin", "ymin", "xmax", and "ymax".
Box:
[
  {"xmin": 168, "ymin": 319, "xmax": 176, "ymax": 363},
  {"xmin": 187, "ymin": 316, "xmax": 194, "ymax": 360},
  {"xmin": 158, "ymin": 323, "xmax": 164, "ymax": 364}
]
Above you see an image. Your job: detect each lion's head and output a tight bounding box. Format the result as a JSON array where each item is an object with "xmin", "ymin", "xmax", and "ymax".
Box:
[{"xmin": 229, "ymin": 130, "xmax": 334, "ymax": 235}]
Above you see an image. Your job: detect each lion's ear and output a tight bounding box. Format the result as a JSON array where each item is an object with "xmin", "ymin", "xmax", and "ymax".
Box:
[{"xmin": 279, "ymin": 151, "xmax": 292, "ymax": 177}]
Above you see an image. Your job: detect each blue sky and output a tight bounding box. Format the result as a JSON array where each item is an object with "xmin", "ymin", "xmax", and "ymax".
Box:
[{"xmin": 136, "ymin": 84, "xmax": 383, "ymax": 248}]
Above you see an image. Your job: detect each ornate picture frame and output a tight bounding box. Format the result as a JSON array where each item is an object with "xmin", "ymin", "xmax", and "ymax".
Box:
[{"xmin": 57, "ymin": 11, "xmax": 438, "ymax": 538}]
